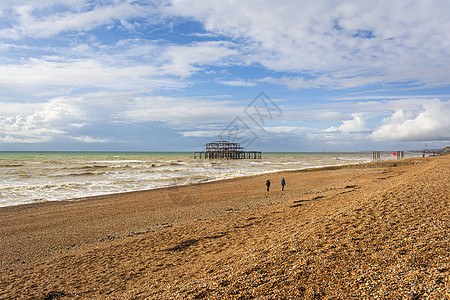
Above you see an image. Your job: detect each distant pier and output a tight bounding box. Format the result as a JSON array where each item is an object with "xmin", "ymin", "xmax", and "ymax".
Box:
[
  {"xmin": 194, "ymin": 141, "xmax": 261, "ymax": 159},
  {"xmin": 372, "ymin": 150, "xmax": 405, "ymax": 161},
  {"xmin": 421, "ymin": 148, "xmax": 445, "ymax": 157},
  {"xmin": 372, "ymin": 147, "xmax": 448, "ymax": 161}
]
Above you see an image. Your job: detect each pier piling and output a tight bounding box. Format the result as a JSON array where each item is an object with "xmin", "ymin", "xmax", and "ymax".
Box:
[{"xmin": 194, "ymin": 141, "xmax": 261, "ymax": 159}]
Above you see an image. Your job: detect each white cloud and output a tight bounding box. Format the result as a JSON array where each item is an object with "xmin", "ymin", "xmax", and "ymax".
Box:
[
  {"xmin": 1, "ymin": 1, "xmax": 155, "ymax": 39},
  {"xmin": 123, "ymin": 95, "xmax": 243, "ymax": 124},
  {"xmin": 73, "ymin": 135, "xmax": 109, "ymax": 143},
  {"xmin": 370, "ymin": 99, "xmax": 450, "ymax": 142},
  {"xmin": 69, "ymin": 123, "xmax": 86, "ymax": 128},
  {"xmin": 283, "ymin": 110, "xmax": 347, "ymax": 122},
  {"xmin": 0, "ymin": 58, "xmax": 147, "ymax": 88},
  {"xmin": 0, "ymin": 57, "xmax": 180, "ymax": 90},
  {"xmin": 1, "ymin": 90, "xmax": 448, "ymax": 149},
  {"xmin": 0, "ymin": 115, "xmax": 67, "ymax": 143},
  {"xmin": 0, "ymin": 40, "xmax": 238, "ymax": 94},
  {"xmin": 260, "ymin": 73, "xmax": 387, "ymax": 90},
  {"xmin": 263, "ymin": 126, "xmax": 305, "ymax": 134},
  {"xmin": 286, "ymin": 98, "xmax": 450, "ymax": 146},
  {"xmin": 3, "ymin": 1, "xmax": 449, "ymax": 92},
  {"xmin": 325, "ymin": 113, "xmax": 367, "ymax": 133},
  {"xmin": 0, "ymin": 102, "xmax": 42, "ymax": 116},
  {"xmin": 218, "ymin": 79, "xmax": 257, "ymax": 87},
  {"xmin": 166, "ymin": 0, "xmax": 450, "ymax": 89},
  {"xmin": 0, "ymin": 1, "xmax": 449, "ymax": 150},
  {"xmin": 160, "ymin": 41, "xmax": 238, "ymax": 77},
  {"xmin": 0, "ymin": 91, "xmax": 248, "ymax": 144},
  {"xmin": 0, "ymin": 96, "xmax": 86, "ymax": 143},
  {"xmin": 180, "ymin": 130, "xmax": 222, "ymax": 138},
  {"xmin": 177, "ymin": 97, "xmax": 450, "ymax": 147}
]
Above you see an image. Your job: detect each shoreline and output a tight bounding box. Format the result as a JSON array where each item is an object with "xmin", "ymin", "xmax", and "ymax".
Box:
[
  {"xmin": 1, "ymin": 156, "xmax": 417, "ymax": 211},
  {"xmin": 0, "ymin": 151, "xmax": 418, "ymax": 209},
  {"xmin": 0, "ymin": 157, "xmax": 429, "ymax": 265},
  {"xmin": 1, "ymin": 155, "xmax": 448, "ymax": 298}
]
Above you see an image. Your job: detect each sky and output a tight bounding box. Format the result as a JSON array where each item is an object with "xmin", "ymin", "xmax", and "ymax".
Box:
[{"xmin": 0, "ymin": 0, "xmax": 449, "ymax": 152}]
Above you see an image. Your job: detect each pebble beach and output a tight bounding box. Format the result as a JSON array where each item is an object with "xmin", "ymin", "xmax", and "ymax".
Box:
[{"xmin": 0, "ymin": 155, "xmax": 449, "ymax": 299}]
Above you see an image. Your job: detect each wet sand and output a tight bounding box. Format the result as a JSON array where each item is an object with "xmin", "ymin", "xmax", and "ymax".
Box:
[{"xmin": 0, "ymin": 156, "xmax": 449, "ymax": 299}]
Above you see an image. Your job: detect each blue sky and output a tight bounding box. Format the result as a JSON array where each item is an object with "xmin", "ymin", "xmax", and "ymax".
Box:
[{"xmin": 0, "ymin": 0, "xmax": 449, "ymax": 152}]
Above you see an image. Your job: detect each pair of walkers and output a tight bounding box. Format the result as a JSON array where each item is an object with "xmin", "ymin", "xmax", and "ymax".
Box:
[{"xmin": 266, "ymin": 178, "xmax": 286, "ymax": 192}]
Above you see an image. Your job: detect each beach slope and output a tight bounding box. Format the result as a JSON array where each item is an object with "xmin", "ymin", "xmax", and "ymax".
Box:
[{"xmin": 0, "ymin": 156, "xmax": 449, "ymax": 299}]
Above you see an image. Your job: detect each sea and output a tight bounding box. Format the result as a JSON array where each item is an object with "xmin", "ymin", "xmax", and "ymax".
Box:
[{"xmin": 0, "ymin": 151, "xmax": 421, "ymax": 207}]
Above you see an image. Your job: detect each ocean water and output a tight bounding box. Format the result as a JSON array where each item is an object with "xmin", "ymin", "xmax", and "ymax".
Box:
[{"xmin": 0, "ymin": 151, "xmax": 418, "ymax": 207}]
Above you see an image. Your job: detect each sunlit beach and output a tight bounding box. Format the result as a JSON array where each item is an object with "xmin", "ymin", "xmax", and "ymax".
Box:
[{"xmin": 0, "ymin": 0, "xmax": 449, "ymax": 299}]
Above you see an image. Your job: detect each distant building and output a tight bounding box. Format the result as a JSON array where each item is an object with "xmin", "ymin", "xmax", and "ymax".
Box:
[{"xmin": 194, "ymin": 141, "xmax": 261, "ymax": 159}]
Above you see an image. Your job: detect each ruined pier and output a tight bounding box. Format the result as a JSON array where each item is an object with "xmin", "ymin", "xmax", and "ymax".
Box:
[{"xmin": 194, "ymin": 141, "xmax": 261, "ymax": 159}]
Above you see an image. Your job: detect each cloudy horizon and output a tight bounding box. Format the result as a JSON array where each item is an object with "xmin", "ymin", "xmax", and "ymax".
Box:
[{"xmin": 1, "ymin": 0, "xmax": 449, "ymax": 152}]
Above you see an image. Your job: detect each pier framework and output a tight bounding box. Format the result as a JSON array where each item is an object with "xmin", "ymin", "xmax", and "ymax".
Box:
[
  {"xmin": 372, "ymin": 150, "xmax": 405, "ymax": 161},
  {"xmin": 421, "ymin": 148, "xmax": 444, "ymax": 157},
  {"xmin": 194, "ymin": 141, "xmax": 261, "ymax": 159}
]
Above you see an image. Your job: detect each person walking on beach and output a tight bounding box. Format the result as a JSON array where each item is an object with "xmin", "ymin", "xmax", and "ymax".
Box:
[
  {"xmin": 281, "ymin": 178, "xmax": 286, "ymax": 191},
  {"xmin": 266, "ymin": 179, "xmax": 271, "ymax": 191}
]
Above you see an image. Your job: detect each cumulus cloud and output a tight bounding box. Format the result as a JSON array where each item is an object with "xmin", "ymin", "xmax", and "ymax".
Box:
[
  {"xmin": 0, "ymin": 91, "xmax": 248, "ymax": 144},
  {"xmin": 325, "ymin": 113, "xmax": 367, "ymax": 133},
  {"xmin": 0, "ymin": 96, "xmax": 87, "ymax": 143},
  {"xmin": 0, "ymin": 115, "xmax": 67, "ymax": 143},
  {"xmin": 1, "ymin": 90, "xmax": 448, "ymax": 149},
  {"xmin": 370, "ymin": 99, "xmax": 450, "ymax": 142},
  {"xmin": 294, "ymin": 98, "xmax": 450, "ymax": 147},
  {"xmin": 0, "ymin": 1, "xmax": 449, "ymax": 150}
]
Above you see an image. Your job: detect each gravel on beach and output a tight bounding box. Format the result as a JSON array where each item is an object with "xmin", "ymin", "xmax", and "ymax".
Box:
[{"xmin": 0, "ymin": 156, "xmax": 449, "ymax": 299}]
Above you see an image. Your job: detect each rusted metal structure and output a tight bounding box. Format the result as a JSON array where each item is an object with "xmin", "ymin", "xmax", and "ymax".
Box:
[
  {"xmin": 194, "ymin": 141, "xmax": 261, "ymax": 159},
  {"xmin": 372, "ymin": 150, "xmax": 406, "ymax": 161},
  {"xmin": 421, "ymin": 148, "xmax": 444, "ymax": 157}
]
